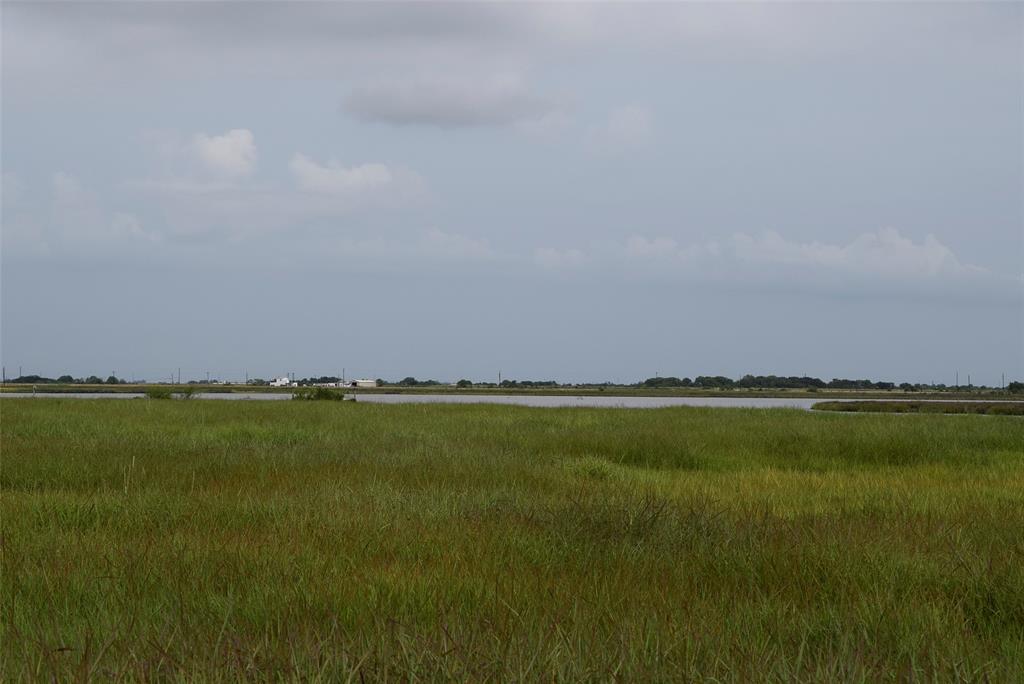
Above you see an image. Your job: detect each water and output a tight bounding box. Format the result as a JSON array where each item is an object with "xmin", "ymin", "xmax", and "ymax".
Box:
[
  {"xmin": 353, "ymin": 394, "xmax": 823, "ymax": 409},
  {"xmin": 1, "ymin": 392, "xmax": 819, "ymax": 409},
  {"xmin": 2, "ymin": 392, "xmax": 1014, "ymax": 410}
]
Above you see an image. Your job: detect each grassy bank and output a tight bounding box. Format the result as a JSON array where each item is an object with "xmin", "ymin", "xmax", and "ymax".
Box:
[
  {"xmin": 814, "ymin": 400, "xmax": 1024, "ymax": 416},
  {"xmin": 3, "ymin": 400, "xmax": 1023, "ymax": 680}
]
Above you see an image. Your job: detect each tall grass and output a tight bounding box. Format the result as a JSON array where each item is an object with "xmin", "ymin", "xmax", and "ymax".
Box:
[
  {"xmin": 2, "ymin": 400, "xmax": 1022, "ymax": 680},
  {"xmin": 814, "ymin": 400, "xmax": 1024, "ymax": 415}
]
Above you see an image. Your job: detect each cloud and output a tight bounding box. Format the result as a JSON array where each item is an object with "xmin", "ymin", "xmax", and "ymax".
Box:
[
  {"xmin": 191, "ymin": 129, "xmax": 256, "ymax": 176},
  {"xmin": 51, "ymin": 171, "xmax": 90, "ymax": 206},
  {"xmin": 421, "ymin": 228, "xmax": 496, "ymax": 262},
  {"xmin": 8, "ymin": 3, "xmax": 1011, "ymax": 93},
  {"xmin": 522, "ymin": 228, "xmax": 1016, "ymax": 302},
  {"xmin": 587, "ymin": 105, "xmax": 653, "ymax": 153},
  {"xmin": 343, "ymin": 75, "xmax": 561, "ymax": 128},
  {"xmin": 289, "ymin": 154, "xmax": 393, "ymax": 194},
  {"xmin": 533, "ymin": 246, "xmax": 587, "ymax": 270},
  {"xmin": 3, "ymin": 173, "xmax": 158, "ymax": 256},
  {"xmin": 731, "ymin": 228, "xmax": 984, "ymax": 279},
  {"xmin": 625, "ymin": 235, "xmax": 719, "ymax": 263}
]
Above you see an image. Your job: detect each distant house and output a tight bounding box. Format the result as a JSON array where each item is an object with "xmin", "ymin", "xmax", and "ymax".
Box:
[
  {"xmin": 348, "ymin": 379, "xmax": 377, "ymax": 388},
  {"xmin": 270, "ymin": 377, "xmax": 295, "ymax": 387}
]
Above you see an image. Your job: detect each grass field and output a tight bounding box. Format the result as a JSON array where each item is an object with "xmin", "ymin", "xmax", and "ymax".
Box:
[
  {"xmin": 2, "ymin": 399, "xmax": 1023, "ymax": 681},
  {"xmin": 814, "ymin": 400, "xmax": 1024, "ymax": 416}
]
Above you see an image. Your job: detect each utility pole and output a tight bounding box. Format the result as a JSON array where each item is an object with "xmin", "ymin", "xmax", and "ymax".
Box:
[
  {"xmin": 955, "ymin": 371, "xmax": 958, "ymax": 390},
  {"xmin": 177, "ymin": 368, "xmax": 181, "ymax": 384},
  {"xmin": 498, "ymin": 370, "xmax": 502, "ymax": 386}
]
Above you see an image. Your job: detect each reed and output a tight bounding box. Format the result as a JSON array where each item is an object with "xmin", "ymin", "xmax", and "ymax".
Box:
[{"xmin": 3, "ymin": 400, "xmax": 1022, "ymax": 681}]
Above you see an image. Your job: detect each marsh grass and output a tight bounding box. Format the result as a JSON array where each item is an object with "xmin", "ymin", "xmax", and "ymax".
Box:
[
  {"xmin": 2, "ymin": 400, "xmax": 1022, "ymax": 681},
  {"xmin": 814, "ymin": 400, "xmax": 1024, "ymax": 416},
  {"xmin": 291, "ymin": 387, "xmax": 347, "ymax": 401},
  {"xmin": 143, "ymin": 387, "xmax": 173, "ymax": 400}
]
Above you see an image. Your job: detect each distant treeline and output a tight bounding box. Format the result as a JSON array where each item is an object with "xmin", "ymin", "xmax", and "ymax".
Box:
[
  {"xmin": 6, "ymin": 374, "xmax": 126, "ymax": 385},
  {"xmin": 7, "ymin": 374, "xmax": 1023, "ymax": 393},
  {"xmin": 639, "ymin": 375, "xmax": 1023, "ymax": 392}
]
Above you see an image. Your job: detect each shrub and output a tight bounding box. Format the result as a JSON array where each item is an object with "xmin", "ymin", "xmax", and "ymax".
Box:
[
  {"xmin": 144, "ymin": 387, "xmax": 173, "ymax": 400},
  {"xmin": 292, "ymin": 387, "xmax": 346, "ymax": 401}
]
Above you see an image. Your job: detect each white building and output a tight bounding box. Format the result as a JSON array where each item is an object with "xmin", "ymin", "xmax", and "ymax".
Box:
[
  {"xmin": 270, "ymin": 377, "xmax": 295, "ymax": 387},
  {"xmin": 349, "ymin": 379, "xmax": 377, "ymax": 388}
]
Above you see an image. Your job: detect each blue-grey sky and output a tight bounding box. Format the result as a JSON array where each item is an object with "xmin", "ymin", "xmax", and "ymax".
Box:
[{"xmin": 2, "ymin": 2, "xmax": 1022, "ymax": 384}]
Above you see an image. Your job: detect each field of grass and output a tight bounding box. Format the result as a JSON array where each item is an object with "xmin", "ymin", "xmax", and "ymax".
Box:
[
  {"xmin": 814, "ymin": 400, "xmax": 1024, "ymax": 416},
  {"xmin": 2, "ymin": 399, "xmax": 1023, "ymax": 680}
]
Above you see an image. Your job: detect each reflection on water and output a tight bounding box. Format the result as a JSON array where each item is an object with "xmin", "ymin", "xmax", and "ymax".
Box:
[
  {"xmin": 354, "ymin": 394, "xmax": 822, "ymax": 409},
  {"xmin": 1, "ymin": 392, "xmax": 820, "ymax": 409}
]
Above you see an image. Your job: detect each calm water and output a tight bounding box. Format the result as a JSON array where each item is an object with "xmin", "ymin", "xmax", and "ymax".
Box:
[
  {"xmin": 353, "ymin": 394, "xmax": 823, "ymax": 409},
  {"xmin": 3, "ymin": 393, "xmax": 1012, "ymax": 410},
  {"xmin": 1, "ymin": 392, "xmax": 820, "ymax": 409}
]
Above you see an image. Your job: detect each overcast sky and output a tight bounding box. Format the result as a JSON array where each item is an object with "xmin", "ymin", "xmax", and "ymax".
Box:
[{"xmin": 2, "ymin": 2, "xmax": 1022, "ymax": 384}]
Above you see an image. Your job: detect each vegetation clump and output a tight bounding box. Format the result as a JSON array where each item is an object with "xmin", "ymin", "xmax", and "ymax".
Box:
[{"xmin": 291, "ymin": 387, "xmax": 346, "ymax": 401}]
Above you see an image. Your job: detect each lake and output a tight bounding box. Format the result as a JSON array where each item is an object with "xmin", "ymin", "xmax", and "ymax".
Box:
[{"xmin": 0, "ymin": 392, "xmax": 822, "ymax": 409}]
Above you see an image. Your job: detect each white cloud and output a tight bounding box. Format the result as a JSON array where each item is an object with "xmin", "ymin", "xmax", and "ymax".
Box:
[
  {"xmin": 192, "ymin": 129, "xmax": 256, "ymax": 177},
  {"xmin": 534, "ymin": 246, "xmax": 587, "ymax": 270},
  {"xmin": 731, "ymin": 228, "xmax": 983, "ymax": 279},
  {"xmin": 522, "ymin": 229, "xmax": 1011, "ymax": 302},
  {"xmin": 4, "ymin": 173, "xmax": 158, "ymax": 254},
  {"xmin": 587, "ymin": 105, "xmax": 653, "ymax": 153},
  {"xmin": 343, "ymin": 75, "xmax": 562, "ymax": 128},
  {"xmin": 422, "ymin": 228, "xmax": 496, "ymax": 261},
  {"xmin": 289, "ymin": 153, "xmax": 393, "ymax": 194},
  {"xmin": 51, "ymin": 171, "xmax": 90, "ymax": 206},
  {"xmin": 625, "ymin": 235, "xmax": 718, "ymax": 262}
]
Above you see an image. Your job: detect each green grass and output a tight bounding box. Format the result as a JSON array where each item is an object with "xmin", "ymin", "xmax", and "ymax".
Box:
[
  {"xmin": 2, "ymin": 400, "xmax": 1023, "ymax": 681},
  {"xmin": 814, "ymin": 400, "xmax": 1024, "ymax": 416}
]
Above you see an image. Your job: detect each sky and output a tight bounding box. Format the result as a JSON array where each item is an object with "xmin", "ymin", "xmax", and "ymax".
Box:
[{"xmin": 2, "ymin": 1, "xmax": 1022, "ymax": 385}]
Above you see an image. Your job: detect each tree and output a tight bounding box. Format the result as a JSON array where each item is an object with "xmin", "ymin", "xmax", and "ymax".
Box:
[
  {"xmin": 106, "ymin": 375, "xmax": 121, "ymax": 385},
  {"xmin": 11, "ymin": 375, "xmax": 57, "ymax": 384},
  {"xmin": 57, "ymin": 375, "xmax": 74, "ymax": 383},
  {"xmin": 85, "ymin": 376, "xmax": 103, "ymax": 384},
  {"xmin": 641, "ymin": 376, "xmax": 691, "ymax": 388},
  {"xmin": 1008, "ymin": 381, "xmax": 1024, "ymax": 394},
  {"xmin": 456, "ymin": 379, "xmax": 473, "ymax": 388}
]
